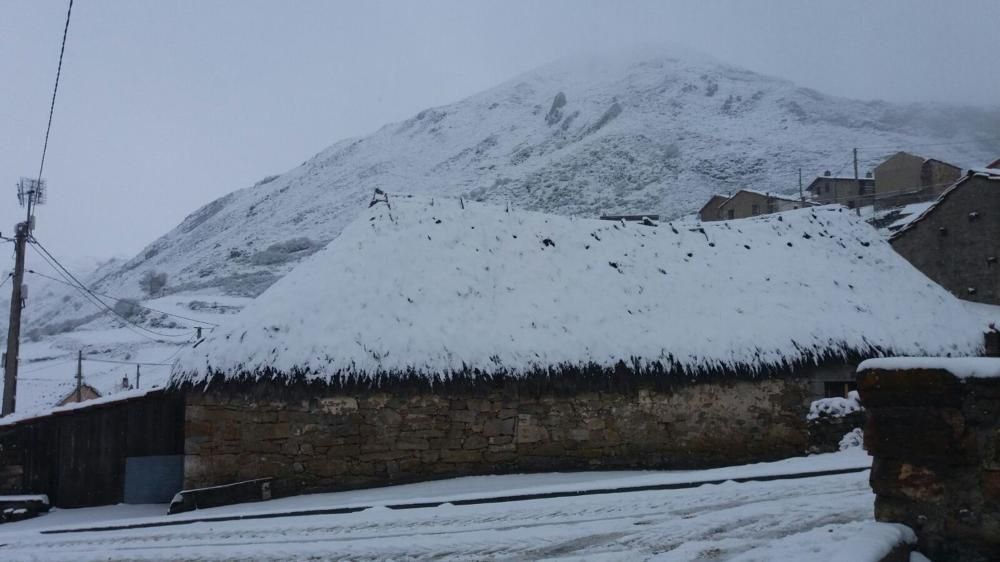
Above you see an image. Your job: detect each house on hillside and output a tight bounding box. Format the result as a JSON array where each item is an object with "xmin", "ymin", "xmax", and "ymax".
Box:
[
  {"xmin": 55, "ymin": 383, "xmax": 101, "ymax": 406},
  {"xmin": 699, "ymin": 190, "xmax": 808, "ymax": 222},
  {"xmin": 986, "ymin": 157, "xmax": 1000, "ymax": 171},
  {"xmin": 0, "ymin": 195, "xmax": 986, "ymax": 508},
  {"xmin": 890, "ymin": 170, "xmax": 1000, "ymax": 305},
  {"xmin": 806, "ymin": 171, "xmax": 875, "ymax": 209},
  {"xmin": 698, "ymin": 194, "xmax": 729, "ymax": 221},
  {"xmin": 874, "ymin": 151, "xmax": 962, "ymax": 206}
]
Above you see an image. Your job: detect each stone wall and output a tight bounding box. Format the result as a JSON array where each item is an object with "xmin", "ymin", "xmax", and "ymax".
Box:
[
  {"xmin": 890, "ymin": 175, "xmax": 1000, "ymax": 305},
  {"xmin": 859, "ymin": 367, "xmax": 1000, "ymax": 561},
  {"xmin": 184, "ymin": 377, "xmax": 811, "ymax": 497}
]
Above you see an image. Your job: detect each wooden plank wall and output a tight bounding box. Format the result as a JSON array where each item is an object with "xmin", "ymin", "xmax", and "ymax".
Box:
[{"xmin": 0, "ymin": 391, "xmax": 184, "ymax": 508}]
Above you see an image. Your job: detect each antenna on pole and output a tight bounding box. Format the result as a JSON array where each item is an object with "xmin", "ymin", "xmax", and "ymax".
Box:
[{"xmin": 3, "ymin": 178, "xmax": 48, "ymax": 416}]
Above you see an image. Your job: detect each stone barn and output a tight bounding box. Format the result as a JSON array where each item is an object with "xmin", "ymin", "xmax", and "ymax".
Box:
[
  {"xmin": 169, "ymin": 196, "xmax": 984, "ymax": 498},
  {"xmin": 890, "ymin": 170, "xmax": 1000, "ymax": 304}
]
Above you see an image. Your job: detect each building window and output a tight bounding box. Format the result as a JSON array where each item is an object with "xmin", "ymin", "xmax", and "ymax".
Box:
[
  {"xmin": 727, "ymin": 209, "xmax": 735, "ymax": 219},
  {"xmin": 824, "ymin": 381, "xmax": 857, "ymax": 398},
  {"xmin": 751, "ymin": 204, "xmax": 759, "ymax": 216}
]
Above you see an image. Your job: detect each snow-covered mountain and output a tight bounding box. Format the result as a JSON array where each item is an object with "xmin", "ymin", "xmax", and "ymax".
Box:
[{"xmin": 10, "ymin": 45, "xmax": 1000, "ymax": 335}]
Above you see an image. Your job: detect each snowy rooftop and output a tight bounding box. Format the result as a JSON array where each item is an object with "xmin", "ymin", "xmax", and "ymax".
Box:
[
  {"xmin": 172, "ymin": 196, "xmax": 983, "ymax": 385},
  {"xmin": 890, "ymin": 170, "xmax": 1000, "ymax": 239},
  {"xmin": 858, "ymin": 357, "xmax": 1000, "ymax": 379}
]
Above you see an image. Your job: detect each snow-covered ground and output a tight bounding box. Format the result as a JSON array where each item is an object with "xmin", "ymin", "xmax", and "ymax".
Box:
[
  {"xmin": 3, "ymin": 292, "xmax": 250, "ymax": 420},
  {"xmin": 0, "ymin": 449, "xmax": 920, "ymax": 562}
]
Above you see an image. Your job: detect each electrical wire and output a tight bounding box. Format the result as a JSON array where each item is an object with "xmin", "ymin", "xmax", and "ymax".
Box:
[
  {"xmin": 25, "ymin": 269, "xmax": 219, "ymax": 327},
  {"xmin": 0, "ymin": 272, "xmax": 11, "ymax": 291},
  {"xmin": 83, "ymin": 357, "xmax": 175, "ymax": 367},
  {"xmin": 28, "ymin": 240, "xmax": 193, "ymax": 340},
  {"xmin": 36, "ymin": 0, "xmax": 74, "ymax": 184}
]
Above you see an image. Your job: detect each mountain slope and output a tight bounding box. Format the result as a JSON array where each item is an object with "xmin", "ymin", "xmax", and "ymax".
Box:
[{"xmin": 14, "ymin": 45, "xmax": 1000, "ymax": 333}]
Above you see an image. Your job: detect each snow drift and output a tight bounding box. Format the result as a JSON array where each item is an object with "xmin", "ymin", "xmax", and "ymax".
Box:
[{"xmin": 172, "ymin": 196, "xmax": 984, "ymax": 384}]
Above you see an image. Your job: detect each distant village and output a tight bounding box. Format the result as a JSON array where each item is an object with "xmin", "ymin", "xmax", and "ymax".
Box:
[{"xmin": 693, "ymin": 150, "xmax": 1000, "ymax": 306}]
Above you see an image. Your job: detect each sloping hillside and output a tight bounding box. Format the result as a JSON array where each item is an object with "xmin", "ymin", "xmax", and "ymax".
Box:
[{"xmin": 13, "ymin": 46, "xmax": 1000, "ymax": 334}]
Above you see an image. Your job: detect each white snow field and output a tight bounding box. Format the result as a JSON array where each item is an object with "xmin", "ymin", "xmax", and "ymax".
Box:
[
  {"xmin": 0, "ymin": 449, "xmax": 920, "ymax": 562},
  {"xmin": 175, "ymin": 196, "xmax": 983, "ymax": 382}
]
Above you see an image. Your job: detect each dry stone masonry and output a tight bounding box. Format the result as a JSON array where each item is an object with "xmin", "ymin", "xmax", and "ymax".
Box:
[
  {"xmin": 184, "ymin": 378, "xmax": 811, "ymax": 498},
  {"xmin": 859, "ymin": 359, "xmax": 1000, "ymax": 562}
]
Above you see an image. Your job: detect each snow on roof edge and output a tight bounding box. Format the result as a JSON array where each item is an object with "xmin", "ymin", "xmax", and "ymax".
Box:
[
  {"xmin": 0, "ymin": 387, "xmax": 163, "ymax": 428},
  {"xmin": 858, "ymin": 357, "xmax": 1000, "ymax": 379}
]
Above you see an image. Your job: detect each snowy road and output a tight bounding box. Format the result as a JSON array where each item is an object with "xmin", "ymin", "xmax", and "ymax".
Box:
[{"xmin": 0, "ymin": 461, "xmax": 912, "ymax": 562}]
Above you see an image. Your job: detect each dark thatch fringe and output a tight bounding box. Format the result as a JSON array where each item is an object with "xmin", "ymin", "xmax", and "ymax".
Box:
[{"xmin": 172, "ymin": 345, "xmax": 876, "ymax": 398}]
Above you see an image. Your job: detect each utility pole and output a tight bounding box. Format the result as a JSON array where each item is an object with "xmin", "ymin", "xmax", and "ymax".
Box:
[
  {"xmin": 2, "ymin": 178, "xmax": 44, "ymax": 416},
  {"xmin": 2, "ymin": 223, "xmax": 27, "ymax": 416},
  {"xmin": 853, "ymin": 147, "xmax": 861, "ymax": 192},
  {"xmin": 135, "ymin": 364, "xmax": 140, "ymax": 389},
  {"xmin": 798, "ymin": 168, "xmax": 803, "ymax": 201},
  {"xmin": 75, "ymin": 350, "xmax": 83, "ymax": 403}
]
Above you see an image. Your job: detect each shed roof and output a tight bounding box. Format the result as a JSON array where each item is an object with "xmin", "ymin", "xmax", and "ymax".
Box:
[{"xmin": 171, "ymin": 195, "xmax": 984, "ymax": 385}]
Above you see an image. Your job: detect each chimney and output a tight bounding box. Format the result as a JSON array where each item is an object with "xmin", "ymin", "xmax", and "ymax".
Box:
[
  {"xmin": 824, "ymin": 170, "xmax": 832, "ymax": 177},
  {"xmin": 986, "ymin": 327, "xmax": 1000, "ymax": 358},
  {"xmin": 865, "ymin": 172, "xmax": 873, "ymax": 179}
]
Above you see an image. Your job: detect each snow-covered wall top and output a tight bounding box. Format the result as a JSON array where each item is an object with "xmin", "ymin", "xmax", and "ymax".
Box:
[
  {"xmin": 858, "ymin": 357, "xmax": 1000, "ymax": 379},
  {"xmin": 171, "ymin": 196, "xmax": 984, "ymax": 385}
]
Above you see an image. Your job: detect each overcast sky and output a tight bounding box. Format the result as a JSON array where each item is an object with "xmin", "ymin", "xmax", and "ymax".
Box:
[{"xmin": 2, "ymin": 0, "xmax": 998, "ymax": 262}]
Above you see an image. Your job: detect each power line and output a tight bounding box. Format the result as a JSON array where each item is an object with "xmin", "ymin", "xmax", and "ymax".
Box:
[
  {"xmin": 83, "ymin": 357, "xmax": 175, "ymax": 367},
  {"xmin": 36, "ymin": 0, "xmax": 75, "ymax": 184},
  {"xmin": 25, "ymin": 269, "xmax": 219, "ymax": 327},
  {"xmin": 28, "ymin": 240, "xmax": 193, "ymax": 340},
  {"xmin": 0, "ymin": 273, "xmax": 11, "ymax": 291}
]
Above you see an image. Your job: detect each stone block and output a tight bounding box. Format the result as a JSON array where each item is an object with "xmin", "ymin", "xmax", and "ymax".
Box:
[
  {"xmin": 865, "ymin": 407, "xmax": 971, "ymax": 463},
  {"xmin": 858, "ymin": 370, "xmax": 964, "ymax": 408},
  {"xmin": 396, "ymin": 438, "xmax": 430, "ymax": 450},
  {"xmin": 318, "ymin": 397, "xmax": 358, "ymax": 415},
  {"xmin": 462, "ymin": 435, "xmax": 488, "ymax": 450},
  {"xmin": 441, "ymin": 449, "xmax": 482, "ymax": 463},
  {"xmin": 515, "ymin": 414, "xmax": 548, "ymax": 444},
  {"xmin": 482, "ymin": 418, "xmax": 515, "ymax": 437},
  {"xmin": 452, "ymin": 410, "xmax": 477, "ymax": 424}
]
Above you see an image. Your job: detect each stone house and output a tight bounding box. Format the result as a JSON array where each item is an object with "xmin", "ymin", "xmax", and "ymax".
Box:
[
  {"xmin": 0, "ymin": 196, "xmax": 985, "ymax": 507},
  {"xmin": 701, "ymin": 189, "xmax": 808, "ymax": 221},
  {"xmin": 167, "ymin": 195, "xmax": 981, "ymax": 499},
  {"xmin": 890, "ymin": 170, "xmax": 1000, "ymax": 305},
  {"xmin": 805, "ymin": 171, "xmax": 875, "ymax": 209},
  {"xmin": 874, "ymin": 151, "xmax": 962, "ymax": 203},
  {"xmin": 697, "ymin": 194, "xmax": 729, "ymax": 221},
  {"xmin": 54, "ymin": 383, "xmax": 101, "ymax": 406}
]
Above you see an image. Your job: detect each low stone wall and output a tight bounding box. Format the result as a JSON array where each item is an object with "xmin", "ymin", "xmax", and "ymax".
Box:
[
  {"xmin": 184, "ymin": 378, "xmax": 811, "ymax": 497},
  {"xmin": 859, "ymin": 366, "xmax": 1000, "ymax": 562}
]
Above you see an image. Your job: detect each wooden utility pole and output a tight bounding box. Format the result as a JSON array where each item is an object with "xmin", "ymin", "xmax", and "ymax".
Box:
[
  {"xmin": 135, "ymin": 364, "xmax": 140, "ymax": 389},
  {"xmin": 2, "ymin": 222, "xmax": 28, "ymax": 416},
  {"xmin": 798, "ymin": 168, "xmax": 804, "ymax": 201},
  {"xmin": 75, "ymin": 350, "xmax": 83, "ymax": 403},
  {"xmin": 853, "ymin": 148, "xmax": 861, "ymax": 190}
]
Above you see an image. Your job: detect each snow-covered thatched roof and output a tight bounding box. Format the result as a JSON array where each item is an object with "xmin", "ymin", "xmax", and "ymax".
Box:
[{"xmin": 171, "ymin": 195, "xmax": 984, "ymax": 386}]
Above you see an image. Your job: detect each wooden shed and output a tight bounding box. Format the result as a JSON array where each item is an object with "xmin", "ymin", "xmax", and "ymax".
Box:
[{"xmin": 0, "ymin": 389, "xmax": 185, "ymax": 508}]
